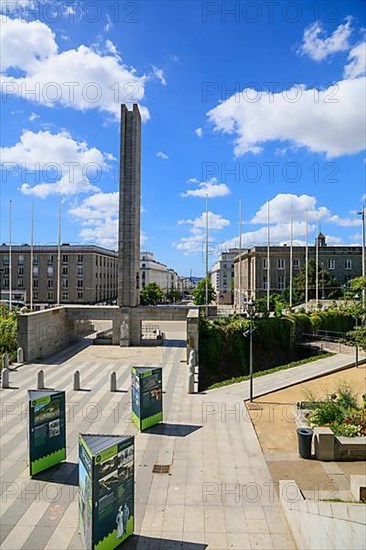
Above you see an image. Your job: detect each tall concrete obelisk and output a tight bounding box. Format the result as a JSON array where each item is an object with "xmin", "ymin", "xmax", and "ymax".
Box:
[{"xmin": 118, "ymin": 104, "xmax": 141, "ymax": 308}]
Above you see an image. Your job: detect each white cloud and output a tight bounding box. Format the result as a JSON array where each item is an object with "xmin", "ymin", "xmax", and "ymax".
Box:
[
  {"xmin": 69, "ymin": 192, "xmax": 147, "ymax": 249},
  {"xmin": 104, "ymin": 13, "xmax": 113, "ymax": 32},
  {"xmin": 0, "ymin": 17, "xmax": 150, "ymax": 120},
  {"xmin": 207, "ymin": 77, "xmax": 365, "ymax": 158},
  {"xmin": 151, "ymin": 65, "xmax": 167, "ymax": 86},
  {"xmin": 28, "ymin": 112, "xmax": 39, "ymax": 121},
  {"xmin": 157, "ymin": 151, "xmax": 169, "ymax": 160},
  {"xmin": 175, "ymin": 211, "xmax": 230, "ymax": 254},
  {"xmin": 195, "ymin": 127, "xmax": 203, "ymax": 138},
  {"xmin": 1, "ymin": 130, "xmax": 109, "ymax": 197},
  {"xmin": 181, "ymin": 177, "xmax": 230, "ymax": 198},
  {"xmin": 298, "ymin": 17, "xmax": 352, "ymax": 61},
  {"xmin": 344, "ymin": 41, "xmax": 366, "ymax": 79},
  {"xmin": 251, "ymin": 193, "xmax": 361, "ymax": 228}
]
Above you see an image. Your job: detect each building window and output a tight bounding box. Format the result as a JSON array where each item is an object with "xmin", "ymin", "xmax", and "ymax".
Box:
[
  {"xmin": 293, "ymin": 259, "xmax": 300, "ymax": 269},
  {"xmin": 18, "ymin": 255, "xmax": 24, "ymax": 265},
  {"xmin": 62, "ymin": 267, "xmax": 68, "ymax": 276},
  {"xmin": 3, "ymin": 255, "xmax": 9, "ymax": 265},
  {"xmin": 77, "ymin": 280, "xmax": 83, "ymax": 288},
  {"xmin": 77, "ymin": 267, "xmax": 83, "ymax": 277},
  {"xmin": 48, "ymin": 291, "xmax": 53, "ymax": 301},
  {"xmin": 48, "ymin": 279, "xmax": 53, "ymax": 288},
  {"xmin": 142, "ymin": 263, "xmax": 146, "ymax": 268},
  {"xmin": 278, "ymin": 274, "xmax": 285, "ymax": 290},
  {"xmin": 328, "ymin": 259, "xmax": 336, "ymax": 270},
  {"xmin": 47, "ymin": 254, "xmax": 53, "ymax": 264},
  {"xmin": 77, "ymin": 254, "xmax": 83, "ymax": 263},
  {"xmin": 17, "ymin": 279, "xmax": 24, "ymax": 288},
  {"xmin": 33, "ymin": 291, "xmax": 38, "ymax": 300},
  {"xmin": 77, "ymin": 291, "xmax": 83, "ymax": 300},
  {"xmin": 62, "ymin": 278, "xmax": 68, "ymax": 288},
  {"xmin": 33, "ymin": 266, "xmax": 39, "ymax": 277},
  {"xmin": 3, "ymin": 279, "xmax": 9, "ymax": 288},
  {"xmin": 62, "ymin": 291, "xmax": 68, "ymax": 301},
  {"xmin": 278, "ymin": 258, "xmax": 285, "ymax": 269},
  {"xmin": 263, "ymin": 258, "xmax": 268, "ymax": 269},
  {"xmin": 62, "ymin": 254, "xmax": 68, "ymax": 263},
  {"xmin": 33, "ymin": 279, "xmax": 38, "ymax": 288},
  {"xmin": 345, "ymin": 259, "xmax": 352, "ymax": 270},
  {"xmin": 18, "ymin": 266, "xmax": 24, "ymax": 276},
  {"xmin": 33, "ymin": 255, "xmax": 39, "ymax": 264},
  {"xmin": 47, "ymin": 266, "xmax": 53, "ymax": 277},
  {"xmin": 263, "ymin": 275, "xmax": 268, "ymax": 290}
]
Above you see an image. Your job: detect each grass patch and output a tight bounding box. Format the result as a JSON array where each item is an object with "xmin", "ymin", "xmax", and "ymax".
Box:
[{"xmin": 207, "ymin": 352, "xmax": 335, "ymax": 390}]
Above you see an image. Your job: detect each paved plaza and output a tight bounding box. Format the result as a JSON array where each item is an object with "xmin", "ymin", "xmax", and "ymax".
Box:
[{"xmin": 1, "ymin": 321, "xmax": 359, "ymax": 550}]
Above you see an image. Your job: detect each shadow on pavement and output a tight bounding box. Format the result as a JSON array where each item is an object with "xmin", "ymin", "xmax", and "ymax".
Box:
[
  {"xmin": 145, "ymin": 423, "xmax": 202, "ymax": 437},
  {"xmin": 33, "ymin": 461, "xmax": 78, "ymax": 486},
  {"xmin": 123, "ymin": 535, "xmax": 207, "ymax": 549},
  {"xmin": 163, "ymin": 339, "xmax": 187, "ymax": 348}
]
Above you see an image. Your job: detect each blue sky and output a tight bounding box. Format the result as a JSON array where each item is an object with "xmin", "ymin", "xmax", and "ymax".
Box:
[{"xmin": 0, "ymin": 0, "xmax": 365, "ymax": 277}]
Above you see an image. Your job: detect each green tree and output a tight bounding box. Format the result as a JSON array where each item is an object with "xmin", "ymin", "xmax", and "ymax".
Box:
[
  {"xmin": 0, "ymin": 305, "xmax": 18, "ymax": 364},
  {"xmin": 140, "ymin": 283, "xmax": 164, "ymax": 306},
  {"xmin": 166, "ymin": 289, "xmax": 183, "ymax": 303},
  {"xmin": 192, "ymin": 278, "xmax": 216, "ymax": 306},
  {"xmin": 292, "ymin": 259, "xmax": 341, "ymax": 303}
]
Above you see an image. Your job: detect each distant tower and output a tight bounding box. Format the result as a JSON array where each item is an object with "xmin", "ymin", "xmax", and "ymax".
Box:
[
  {"xmin": 118, "ymin": 104, "xmax": 141, "ymax": 307},
  {"xmin": 316, "ymin": 232, "xmax": 326, "ymax": 247}
]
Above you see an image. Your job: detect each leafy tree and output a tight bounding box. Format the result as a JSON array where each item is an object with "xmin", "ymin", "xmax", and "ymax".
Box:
[
  {"xmin": 292, "ymin": 259, "xmax": 341, "ymax": 303},
  {"xmin": 140, "ymin": 283, "xmax": 164, "ymax": 306},
  {"xmin": 192, "ymin": 278, "xmax": 216, "ymax": 306},
  {"xmin": 166, "ymin": 289, "xmax": 183, "ymax": 303},
  {"xmin": 347, "ymin": 326, "xmax": 366, "ymax": 351},
  {"xmin": 0, "ymin": 305, "xmax": 18, "ymax": 364}
]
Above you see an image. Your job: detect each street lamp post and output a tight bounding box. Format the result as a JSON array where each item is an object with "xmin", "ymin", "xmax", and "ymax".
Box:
[
  {"xmin": 353, "ymin": 293, "xmax": 360, "ymax": 368},
  {"xmin": 244, "ymin": 298, "xmax": 256, "ymax": 402}
]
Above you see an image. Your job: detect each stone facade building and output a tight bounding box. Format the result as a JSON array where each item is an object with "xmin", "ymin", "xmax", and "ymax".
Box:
[
  {"xmin": 234, "ymin": 235, "xmax": 362, "ymax": 305},
  {"xmin": 0, "ymin": 244, "xmax": 118, "ymax": 307},
  {"xmin": 140, "ymin": 252, "xmax": 179, "ymax": 292},
  {"xmin": 210, "ymin": 248, "xmax": 239, "ymax": 304}
]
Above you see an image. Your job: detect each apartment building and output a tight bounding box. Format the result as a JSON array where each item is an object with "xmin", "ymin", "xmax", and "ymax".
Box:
[
  {"xmin": 210, "ymin": 248, "xmax": 239, "ymax": 304},
  {"xmin": 234, "ymin": 234, "xmax": 362, "ymax": 305},
  {"xmin": 140, "ymin": 252, "xmax": 179, "ymax": 292},
  {"xmin": 0, "ymin": 244, "xmax": 118, "ymax": 306}
]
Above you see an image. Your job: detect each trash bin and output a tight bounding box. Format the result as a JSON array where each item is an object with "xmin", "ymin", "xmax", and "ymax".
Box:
[{"xmin": 297, "ymin": 427, "xmax": 313, "ymax": 459}]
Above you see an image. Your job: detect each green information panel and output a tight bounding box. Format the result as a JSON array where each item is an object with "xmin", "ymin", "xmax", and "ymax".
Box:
[
  {"xmin": 131, "ymin": 366, "xmax": 163, "ymax": 431},
  {"xmin": 79, "ymin": 434, "xmax": 134, "ymax": 550},
  {"xmin": 28, "ymin": 389, "xmax": 66, "ymax": 476}
]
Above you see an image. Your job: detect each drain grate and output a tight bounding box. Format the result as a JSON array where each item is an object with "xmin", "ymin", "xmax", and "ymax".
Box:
[{"xmin": 152, "ymin": 464, "xmax": 171, "ymax": 474}]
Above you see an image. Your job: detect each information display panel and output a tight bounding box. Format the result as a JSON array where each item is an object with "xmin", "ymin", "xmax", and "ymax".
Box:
[
  {"xmin": 131, "ymin": 366, "xmax": 162, "ymax": 431},
  {"xmin": 79, "ymin": 434, "xmax": 134, "ymax": 550},
  {"xmin": 28, "ymin": 389, "xmax": 66, "ymax": 476}
]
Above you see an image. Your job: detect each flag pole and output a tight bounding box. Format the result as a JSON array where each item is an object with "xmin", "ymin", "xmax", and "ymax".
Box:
[
  {"xmin": 30, "ymin": 202, "xmax": 34, "ymax": 311},
  {"xmin": 267, "ymin": 200, "xmax": 270, "ymax": 311}
]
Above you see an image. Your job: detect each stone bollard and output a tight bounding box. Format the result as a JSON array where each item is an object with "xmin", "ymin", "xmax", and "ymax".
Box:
[
  {"xmin": 110, "ymin": 371, "xmax": 117, "ymax": 392},
  {"xmin": 17, "ymin": 347, "xmax": 24, "ymax": 364},
  {"xmin": 189, "ymin": 350, "xmax": 196, "ymax": 366},
  {"xmin": 37, "ymin": 369, "xmax": 45, "ymax": 390},
  {"xmin": 2, "ymin": 352, "xmax": 9, "ymax": 371},
  {"xmin": 2, "ymin": 369, "xmax": 10, "ymax": 389},
  {"xmin": 187, "ymin": 370, "xmax": 194, "ymax": 394},
  {"xmin": 73, "ymin": 370, "xmax": 81, "ymax": 391}
]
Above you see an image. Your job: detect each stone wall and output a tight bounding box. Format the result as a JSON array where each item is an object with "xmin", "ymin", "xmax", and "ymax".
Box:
[{"xmin": 280, "ymin": 480, "xmax": 366, "ymax": 549}]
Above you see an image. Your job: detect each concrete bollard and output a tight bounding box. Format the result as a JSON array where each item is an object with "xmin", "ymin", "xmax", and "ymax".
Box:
[
  {"xmin": 189, "ymin": 350, "xmax": 196, "ymax": 366},
  {"xmin": 17, "ymin": 347, "xmax": 24, "ymax": 364},
  {"xmin": 37, "ymin": 369, "xmax": 45, "ymax": 390},
  {"xmin": 73, "ymin": 370, "xmax": 80, "ymax": 391},
  {"xmin": 2, "ymin": 369, "xmax": 10, "ymax": 389},
  {"xmin": 187, "ymin": 371, "xmax": 194, "ymax": 394},
  {"xmin": 2, "ymin": 352, "xmax": 9, "ymax": 371},
  {"xmin": 110, "ymin": 371, "xmax": 117, "ymax": 392}
]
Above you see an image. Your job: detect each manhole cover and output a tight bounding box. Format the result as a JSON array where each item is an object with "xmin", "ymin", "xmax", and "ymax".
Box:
[{"xmin": 152, "ymin": 464, "xmax": 171, "ymax": 474}]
